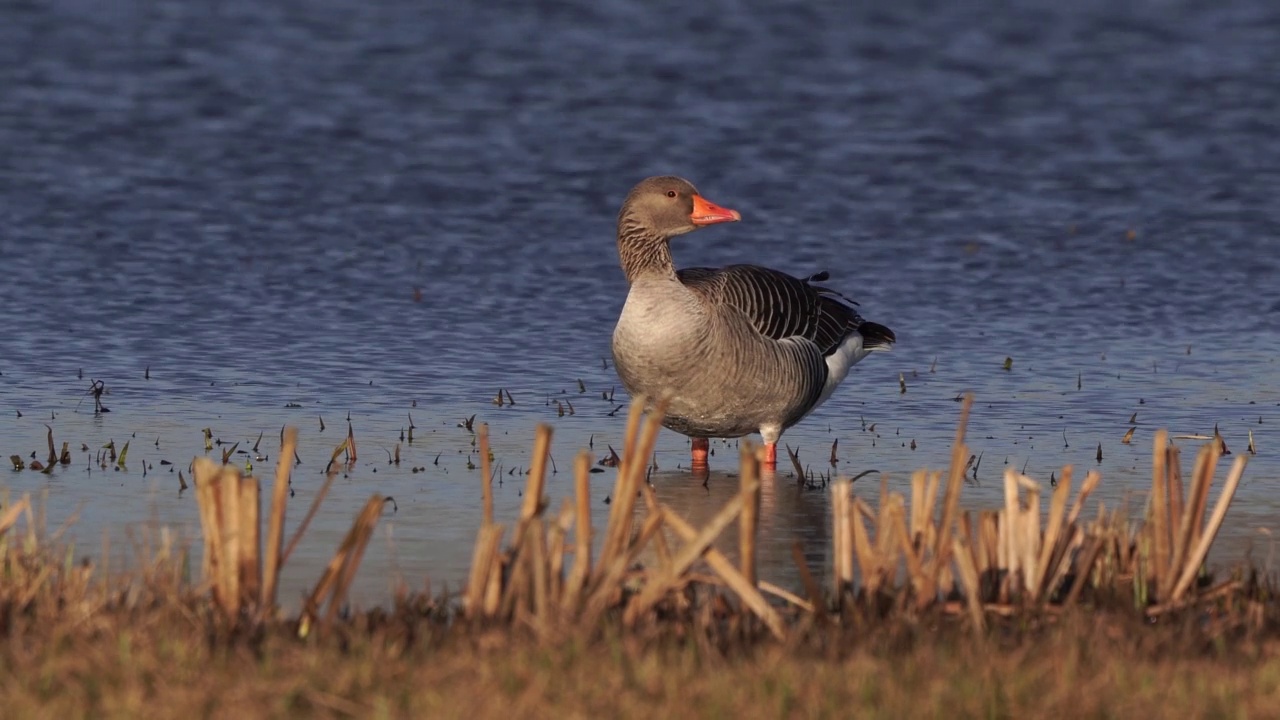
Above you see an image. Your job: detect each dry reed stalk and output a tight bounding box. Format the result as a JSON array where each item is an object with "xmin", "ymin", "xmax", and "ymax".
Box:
[
  {"xmin": 238, "ymin": 476, "xmax": 262, "ymax": 604},
  {"xmin": 638, "ymin": 481, "xmax": 673, "ymax": 573},
  {"xmin": 465, "ymin": 524, "xmax": 506, "ymax": 618},
  {"xmin": 1167, "ymin": 444, "xmax": 1184, "ymax": 547},
  {"xmin": 219, "ymin": 467, "xmax": 242, "ymax": 615},
  {"xmin": 951, "ymin": 536, "xmax": 986, "ymax": 631},
  {"xmin": 346, "ymin": 423, "xmax": 357, "ymax": 462},
  {"xmin": 1170, "ymin": 455, "xmax": 1247, "ymax": 601},
  {"xmin": 302, "ymin": 494, "xmax": 386, "ymax": 628},
  {"xmin": 548, "ymin": 501, "xmax": 574, "ymax": 608},
  {"xmin": 193, "ymin": 463, "xmax": 220, "ymax": 593},
  {"xmin": 662, "ymin": 507, "xmax": 785, "ymax": 639},
  {"xmin": 980, "ymin": 511, "xmax": 998, "ymax": 578},
  {"xmin": 922, "ymin": 471, "xmax": 941, "ymax": 548},
  {"xmin": 582, "ymin": 510, "xmax": 665, "ymax": 627},
  {"xmin": 790, "ymin": 541, "xmax": 827, "ymax": 623},
  {"xmin": 618, "ymin": 397, "xmax": 646, "ymax": 469},
  {"xmin": 851, "ymin": 497, "xmax": 878, "ymax": 595},
  {"xmin": 597, "ymin": 399, "xmax": 665, "ymax": 583},
  {"xmin": 1064, "ymin": 470, "xmax": 1101, "ymax": 528},
  {"xmin": 927, "ymin": 393, "xmax": 972, "ymax": 600},
  {"xmin": 529, "ymin": 518, "xmax": 550, "ymax": 634},
  {"xmin": 623, "ymin": 495, "xmax": 745, "ymax": 626},
  {"xmin": 874, "ymin": 490, "xmax": 897, "ymax": 572},
  {"xmin": 519, "ymin": 425, "xmax": 553, "ymax": 524},
  {"xmin": 1033, "ymin": 467, "xmax": 1072, "ymax": 600},
  {"xmin": 281, "ymin": 465, "xmax": 339, "ymax": 565},
  {"xmin": 600, "ymin": 401, "xmax": 646, "ymax": 552},
  {"xmin": 479, "ymin": 423, "xmax": 494, "ymax": 526},
  {"xmin": 0, "ymin": 495, "xmax": 30, "ymax": 537},
  {"xmin": 758, "ymin": 581, "xmax": 812, "ymax": 612},
  {"xmin": 1150, "ymin": 430, "xmax": 1172, "ymax": 600},
  {"xmin": 1172, "ymin": 443, "xmax": 1218, "ymax": 586},
  {"xmin": 1019, "ymin": 474, "xmax": 1042, "ymax": 596},
  {"xmin": 882, "ymin": 495, "xmax": 923, "ymax": 596},
  {"xmin": 1064, "ymin": 536, "xmax": 1104, "ymax": 606},
  {"xmin": 830, "ymin": 480, "xmax": 851, "ymax": 598},
  {"xmin": 562, "ymin": 451, "xmax": 593, "ymax": 611},
  {"xmin": 494, "ymin": 426, "xmax": 554, "ymax": 620},
  {"xmin": 483, "ymin": 550, "xmax": 503, "ymax": 617},
  {"xmin": 1043, "ymin": 524, "xmax": 1084, "ymax": 602},
  {"xmin": 960, "ymin": 512, "xmax": 980, "ymax": 578},
  {"xmin": 1002, "ymin": 469, "xmax": 1020, "ymax": 594},
  {"xmin": 499, "ymin": 540, "xmax": 532, "ymax": 621},
  {"xmin": 739, "ymin": 443, "xmax": 760, "ymax": 588},
  {"xmin": 910, "ymin": 470, "xmax": 927, "ymax": 541},
  {"xmin": 261, "ymin": 427, "xmax": 298, "ymax": 611}
]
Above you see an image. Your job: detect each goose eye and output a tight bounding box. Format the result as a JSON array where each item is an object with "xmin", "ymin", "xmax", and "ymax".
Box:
[{"xmin": 666, "ymin": 190, "xmax": 677, "ymax": 198}]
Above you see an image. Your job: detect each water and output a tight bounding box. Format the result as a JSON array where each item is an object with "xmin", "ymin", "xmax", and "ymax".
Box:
[{"xmin": 2, "ymin": 0, "xmax": 1279, "ymax": 604}]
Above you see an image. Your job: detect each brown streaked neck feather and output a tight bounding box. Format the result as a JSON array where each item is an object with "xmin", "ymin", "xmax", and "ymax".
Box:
[{"xmin": 617, "ymin": 210, "xmax": 676, "ymax": 283}]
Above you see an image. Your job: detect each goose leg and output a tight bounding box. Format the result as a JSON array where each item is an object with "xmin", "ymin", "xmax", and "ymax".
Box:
[
  {"xmin": 762, "ymin": 442, "xmax": 777, "ymax": 466},
  {"xmin": 691, "ymin": 437, "xmax": 710, "ymax": 469},
  {"xmin": 760, "ymin": 424, "xmax": 781, "ymax": 470}
]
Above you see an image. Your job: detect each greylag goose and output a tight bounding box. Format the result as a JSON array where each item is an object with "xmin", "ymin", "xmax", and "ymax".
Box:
[{"xmin": 611, "ymin": 176, "xmax": 895, "ymax": 470}]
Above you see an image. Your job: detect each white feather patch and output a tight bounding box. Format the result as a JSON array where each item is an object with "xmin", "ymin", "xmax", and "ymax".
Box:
[{"xmin": 814, "ymin": 334, "xmax": 873, "ymax": 409}]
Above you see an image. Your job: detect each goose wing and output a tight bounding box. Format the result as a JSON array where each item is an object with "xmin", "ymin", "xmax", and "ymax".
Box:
[{"xmin": 677, "ymin": 265, "xmax": 895, "ymax": 355}]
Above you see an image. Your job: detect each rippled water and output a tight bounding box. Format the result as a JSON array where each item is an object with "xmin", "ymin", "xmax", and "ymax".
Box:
[{"xmin": 2, "ymin": 0, "xmax": 1279, "ymax": 603}]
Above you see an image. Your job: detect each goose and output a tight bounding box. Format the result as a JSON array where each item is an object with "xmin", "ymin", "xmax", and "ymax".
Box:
[{"xmin": 610, "ymin": 176, "xmax": 895, "ymax": 470}]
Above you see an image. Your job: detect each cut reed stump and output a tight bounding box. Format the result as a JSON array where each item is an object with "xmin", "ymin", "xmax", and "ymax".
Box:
[
  {"xmin": 193, "ymin": 427, "xmax": 389, "ymax": 630},
  {"xmin": 824, "ymin": 398, "xmax": 1249, "ymax": 625},
  {"xmin": 460, "ymin": 393, "xmax": 1255, "ymax": 639},
  {"xmin": 462, "ymin": 398, "xmax": 785, "ymax": 639}
]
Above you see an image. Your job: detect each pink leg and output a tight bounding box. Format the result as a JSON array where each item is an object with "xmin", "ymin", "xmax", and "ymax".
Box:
[
  {"xmin": 691, "ymin": 437, "xmax": 710, "ymax": 470},
  {"xmin": 763, "ymin": 442, "xmax": 777, "ymax": 468}
]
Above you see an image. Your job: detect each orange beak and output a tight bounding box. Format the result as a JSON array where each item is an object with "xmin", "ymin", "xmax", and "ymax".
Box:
[{"xmin": 690, "ymin": 194, "xmax": 742, "ymax": 226}]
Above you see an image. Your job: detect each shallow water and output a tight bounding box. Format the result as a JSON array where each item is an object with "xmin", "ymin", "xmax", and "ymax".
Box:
[{"xmin": 2, "ymin": 0, "xmax": 1279, "ymax": 604}]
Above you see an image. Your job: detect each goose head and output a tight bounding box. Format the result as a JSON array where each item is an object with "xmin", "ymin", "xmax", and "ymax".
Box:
[{"xmin": 618, "ymin": 176, "xmax": 741, "ymax": 241}]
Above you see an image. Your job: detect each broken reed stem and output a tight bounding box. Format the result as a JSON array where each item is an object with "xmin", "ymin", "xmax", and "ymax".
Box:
[
  {"xmin": 596, "ymin": 397, "xmax": 666, "ymax": 585},
  {"xmin": 739, "ymin": 442, "xmax": 760, "ymax": 588},
  {"xmin": 479, "ymin": 423, "xmax": 493, "ymax": 527},
  {"xmin": 1034, "ymin": 466, "xmax": 1071, "ymax": 601},
  {"xmin": 549, "ymin": 502, "xmax": 573, "ymax": 608},
  {"xmin": 1170, "ymin": 455, "xmax": 1247, "ymax": 601},
  {"xmin": 238, "ymin": 476, "xmax": 262, "ymax": 605},
  {"xmin": 1173, "ymin": 443, "xmax": 1219, "ymax": 587},
  {"xmin": 520, "ymin": 424, "xmax": 553, "ymax": 524},
  {"xmin": 639, "ymin": 480, "xmax": 673, "ymax": 573},
  {"xmin": 851, "ymin": 498, "xmax": 878, "ymax": 596},
  {"xmin": 192, "ymin": 460, "xmax": 223, "ymax": 599},
  {"xmin": 562, "ymin": 451, "xmax": 593, "ymax": 611},
  {"xmin": 927, "ymin": 393, "xmax": 972, "ymax": 603},
  {"xmin": 219, "ymin": 467, "xmax": 242, "ymax": 615},
  {"xmin": 791, "ymin": 540, "xmax": 827, "ymax": 623},
  {"xmin": 623, "ymin": 495, "xmax": 745, "ymax": 626},
  {"xmin": 281, "ymin": 465, "xmax": 338, "ymax": 565},
  {"xmin": 663, "ymin": 506, "xmax": 785, "ymax": 640},
  {"xmin": 602, "ymin": 400, "xmax": 646, "ymax": 549},
  {"xmin": 466, "ymin": 524, "xmax": 506, "ymax": 618},
  {"xmin": 1002, "ymin": 469, "xmax": 1020, "ymax": 595},
  {"xmin": 529, "ymin": 518, "xmax": 550, "ymax": 634},
  {"xmin": 952, "ymin": 536, "xmax": 986, "ymax": 631},
  {"xmin": 830, "ymin": 480, "xmax": 851, "ymax": 600},
  {"xmin": 582, "ymin": 510, "xmax": 666, "ymax": 628},
  {"xmin": 1151, "ymin": 430, "xmax": 1171, "ymax": 601},
  {"xmin": 303, "ymin": 494, "xmax": 386, "ymax": 627},
  {"xmin": 1167, "ymin": 443, "xmax": 1185, "ymax": 553},
  {"xmin": 0, "ymin": 495, "xmax": 31, "ymax": 537},
  {"xmin": 261, "ymin": 427, "xmax": 298, "ymax": 612}
]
